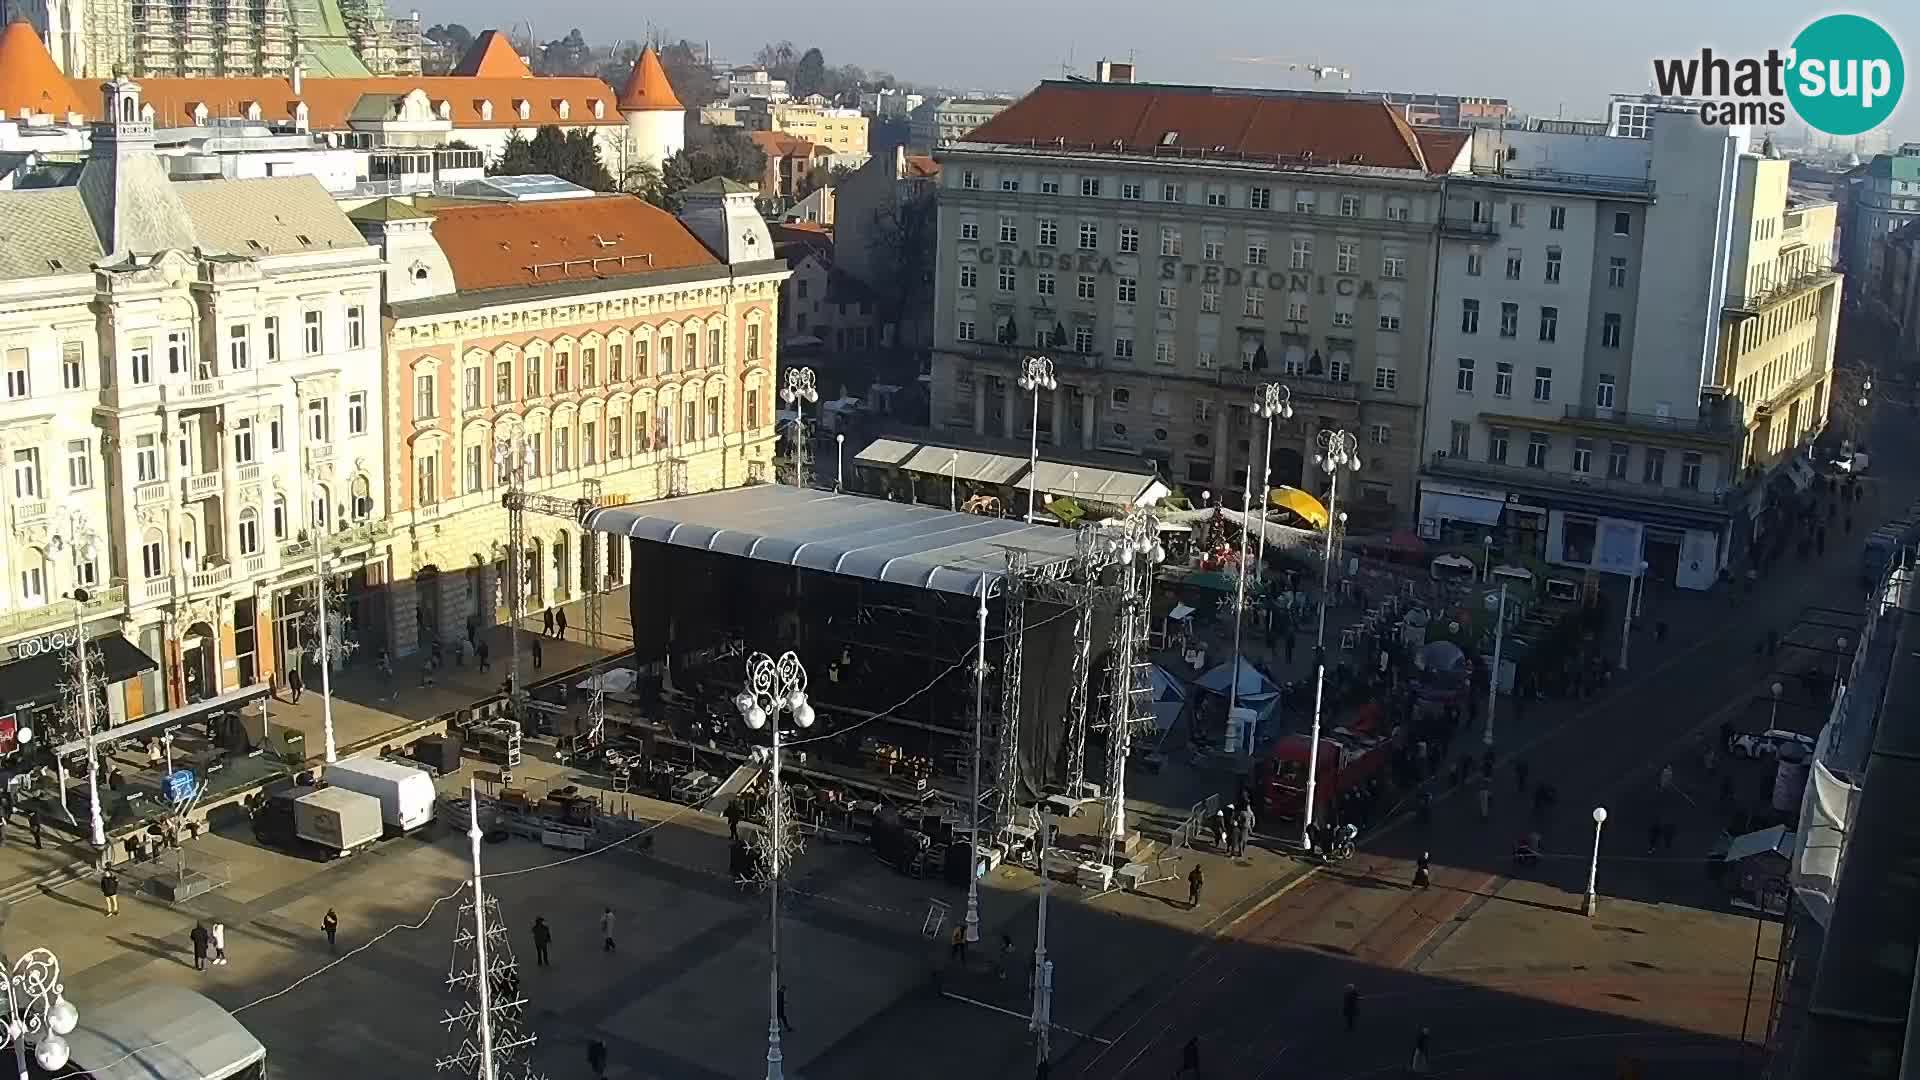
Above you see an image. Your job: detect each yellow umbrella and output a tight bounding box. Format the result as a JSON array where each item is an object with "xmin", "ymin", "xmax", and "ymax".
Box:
[{"xmin": 1267, "ymin": 485, "xmax": 1330, "ymax": 529}]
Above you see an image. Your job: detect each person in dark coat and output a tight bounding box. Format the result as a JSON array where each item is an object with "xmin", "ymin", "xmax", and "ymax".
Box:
[
  {"xmin": 288, "ymin": 667, "xmax": 304, "ymax": 704},
  {"xmin": 100, "ymin": 870, "xmax": 120, "ymax": 917},
  {"xmin": 531, "ymin": 637, "xmax": 544, "ymax": 670},
  {"xmin": 556, "ymin": 608, "xmax": 569, "ymax": 639},
  {"xmin": 587, "ymin": 1039, "xmax": 608, "ymax": 1077},
  {"xmin": 1176, "ymin": 1036, "xmax": 1201, "ymax": 1079},
  {"xmin": 542, "ymin": 608, "xmax": 555, "ymax": 637},
  {"xmin": 1413, "ymin": 851, "xmax": 1432, "ymax": 889},
  {"xmin": 530, "ymin": 916, "xmax": 552, "ymax": 967},
  {"xmin": 322, "ymin": 908, "xmax": 339, "ymax": 950},
  {"xmin": 1187, "ymin": 863, "xmax": 1205, "ymax": 908},
  {"xmin": 476, "ymin": 637, "xmax": 491, "ymax": 671},
  {"xmin": 725, "ymin": 798, "xmax": 744, "ymax": 839},
  {"xmin": 26, "ymin": 808, "xmax": 40, "ymax": 850},
  {"xmin": 190, "ymin": 922, "xmax": 211, "ymax": 971},
  {"xmin": 1342, "ymin": 983, "xmax": 1361, "ymax": 1032}
]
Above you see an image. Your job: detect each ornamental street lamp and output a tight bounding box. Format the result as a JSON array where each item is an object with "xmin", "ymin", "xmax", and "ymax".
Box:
[
  {"xmin": 835, "ymin": 433, "xmax": 846, "ymax": 493},
  {"xmin": 1251, "ymin": 382, "xmax": 1294, "ymax": 584},
  {"xmin": 0, "ymin": 948, "xmax": 79, "ymax": 1077},
  {"xmin": 1300, "ymin": 430, "xmax": 1360, "ymax": 850},
  {"xmin": 49, "ymin": 518, "xmax": 103, "ymax": 852},
  {"xmin": 780, "ymin": 367, "xmax": 819, "ymax": 488},
  {"xmin": 733, "ymin": 651, "xmax": 815, "ymax": 1080},
  {"xmin": 1584, "ymin": 806, "xmax": 1608, "ymax": 916},
  {"xmin": 1018, "ymin": 357, "xmax": 1058, "ymax": 523}
]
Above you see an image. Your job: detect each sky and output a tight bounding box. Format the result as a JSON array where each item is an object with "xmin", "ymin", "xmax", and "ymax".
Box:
[{"xmin": 422, "ymin": 0, "xmax": 1920, "ymax": 144}]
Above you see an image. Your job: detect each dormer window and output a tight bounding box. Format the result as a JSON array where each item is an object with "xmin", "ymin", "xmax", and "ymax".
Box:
[
  {"xmin": 556, "ymin": 100, "xmax": 570, "ymax": 121},
  {"xmin": 190, "ymin": 102, "xmax": 208, "ymax": 125},
  {"xmin": 243, "ymin": 101, "xmax": 262, "ymax": 121},
  {"xmin": 140, "ymin": 103, "xmax": 155, "ymax": 123},
  {"xmin": 293, "ymin": 102, "xmax": 309, "ymax": 130},
  {"xmin": 478, "ymin": 100, "xmax": 493, "ymax": 122},
  {"xmin": 514, "ymin": 99, "xmax": 530, "ymax": 120},
  {"xmin": 591, "ymin": 100, "xmax": 605, "ymax": 120}
]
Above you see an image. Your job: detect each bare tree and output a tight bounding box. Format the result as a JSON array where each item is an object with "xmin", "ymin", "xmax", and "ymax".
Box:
[{"xmin": 866, "ymin": 191, "xmax": 937, "ymax": 343}]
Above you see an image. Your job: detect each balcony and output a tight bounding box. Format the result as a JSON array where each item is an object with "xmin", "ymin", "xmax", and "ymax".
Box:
[
  {"xmin": 280, "ymin": 519, "xmax": 393, "ymax": 562},
  {"xmin": 0, "ymin": 582, "xmax": 125, "ymax": 640},
  {"xmin": 949, "ymin": 341, "xmax": 1105, "ymax": 372},
  {"xmin": 161, "ymin": 376, "xmax": 234, "ymax": 404},
  {"xmin": 141, "ymin": 577, "xmax": 173, "ymax": 603},
  {"xmin": 135, "ymin": 481, "xmax": 169, "ymax": 507},
  {"xmin": 1428, "ymin": 451, "xmax": 1728, "ymax": 511},
  {"xmin": 304, "ymin": 445, "xmax": 333, "ymax": 468},
  {"xmin": 1558, "ymin": 405, "xmax": 1742, "ymax": 439},
  {"xmin": 1220, "ymin": 369, "xmax": 1361, "ymax": 401},
  {"xmin": 187, "ymin": 561, "xmax": 233, "ymax": 593},
  {"xmin": 11, "ymin": 500, "xmax": 46, "ymax": 526},
  {"xmin": 1724, "ymin": 264, "xmax": 1841, "ymax": 315},
  {"xmin": 1439, "ymin": 216, "xmax": 1498, "ymax": 239},
  {"xmin": 237, "ymin": 464, "xmax": 261, "ymax": 487},
  {"xmin": 183, "ymin": 471, "xmax": 222, "ymax": 500},
  {"xmin": 1467, "ymin": 164, "xmax": 1656, "ymax": 198},
  {"xmin": 244, "ymin": 554, "xmax": 267, "ymax": 576}
]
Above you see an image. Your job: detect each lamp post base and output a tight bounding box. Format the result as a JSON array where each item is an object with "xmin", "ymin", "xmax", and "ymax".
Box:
[{"xmin": 1583, "ymin": 891, "xmax": 1597, "ymax": 917}]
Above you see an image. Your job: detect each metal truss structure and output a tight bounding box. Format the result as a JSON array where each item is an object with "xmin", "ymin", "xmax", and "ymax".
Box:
[
  {"xmin": 1096, "ymin": 513, "xmax": 1164, "ymax": 869},
  {"xmin": 508, "ymin": 478, "xmax": 607, "ymax": 748}
]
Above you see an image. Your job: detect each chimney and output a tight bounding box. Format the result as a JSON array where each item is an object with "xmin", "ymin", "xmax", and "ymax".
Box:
[
  {"xmin": 291, "ymin": 61, "xmax": 304, "ymax": 95},
  {"xmin": 1095, "ymin": 59, "xmax": 1135, "ymax": 84}
]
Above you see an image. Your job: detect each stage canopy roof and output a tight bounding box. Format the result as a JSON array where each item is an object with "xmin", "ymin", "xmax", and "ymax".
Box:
[{"xmin": 584, "ymin": 485, "xmax": 1083, "ymax": 596}]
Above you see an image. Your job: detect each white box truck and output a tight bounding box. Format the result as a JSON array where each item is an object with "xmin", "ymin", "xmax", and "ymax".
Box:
[
  {"xmin": 325, "ymin": 756, "xmax": 438, "ymax": 834},
  {"xmin": 254, "ymin": 784, "xmax": 382, "ymax": 857}
]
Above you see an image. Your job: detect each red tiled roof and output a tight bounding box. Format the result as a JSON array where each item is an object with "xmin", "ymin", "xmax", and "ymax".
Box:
[
  {"xmin": 904, "ymin": 154, "xmax": 941, "ymax": 178},
  {"xmin": 617, "ymin": 45, "xmax": 683, "ymax": 112},
  {"xmin": 964, "ymin": 81, "xmax": 1428, "ymax": 171},
  {"xmin": 0, "ymin": 20, "xmax": 88, "ymax": 118},
  {"xmin": 1412, "ymin": 127, "xmax": 1471, "ymax": 173},
  {"xmin": 426, "ymin": 195, "xmax": 719, "ymax": 293},
  {"xmin": 749, "ymin": 130, "xmax": 824, "ymax": 159},
  {"xmin": 451, "ymin": 30, "xmax": 531, "ymax": 78}
]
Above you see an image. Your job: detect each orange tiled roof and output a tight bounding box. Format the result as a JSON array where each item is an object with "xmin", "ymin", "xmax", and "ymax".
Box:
[
  {"xmin": 450, "ymin": 30, "xmax": 532, "ymax": 78},
  {"xmin": 426, "ymin": 195, "xmax": 720, "ymax": 293},
  {"xmin": 904, "ymin": 154, "xmax": 941, "ymax": 178},
  {"xmin": 0, "ymin": 20, "xmax": 88, "ymax": 118},
  {"xmin": 964, "ymin": 81, "xmax": 1428, "ymax": 172},
  {"xmin": 749, "ymin": 130, "xmax": 820, "ymax": 158},
  {"xmin": 1412, "ymin": 127, "xmax": 1471, "ymax": 173},
  {"xmin": 617, "ymin": 45, "xmax": 683, "ymax": 112}
]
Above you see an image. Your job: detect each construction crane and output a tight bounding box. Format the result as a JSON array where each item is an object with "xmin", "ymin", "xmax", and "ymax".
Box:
[{"xmin": 1226, "ymin": 56, "xmax": 1353, "ymax": 81}]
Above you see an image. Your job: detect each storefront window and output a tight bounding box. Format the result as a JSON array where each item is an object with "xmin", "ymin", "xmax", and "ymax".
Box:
[{"xmin": 1562, "ymin": 516, "xmax": 1598, "ymax": 564}]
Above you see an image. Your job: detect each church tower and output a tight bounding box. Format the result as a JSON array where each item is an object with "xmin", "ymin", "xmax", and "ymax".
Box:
[{"xmin": 616, "ymin": 45, "xmax": 686, "ymax": 171}]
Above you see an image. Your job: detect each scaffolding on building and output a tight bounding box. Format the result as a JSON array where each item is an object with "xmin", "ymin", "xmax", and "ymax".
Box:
[{"xmin": 112, "ymin": 0, "xmax": 410, "ymax": 79}]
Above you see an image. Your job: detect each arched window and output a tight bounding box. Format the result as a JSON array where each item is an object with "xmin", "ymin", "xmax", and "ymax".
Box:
[
  {"xmin": 140, "ymin": 528, "xmax": 165, "ymax": 578},
  {"xmin": 120, "ymin": 95, "xmax": 134, "ymax": 123},
  {"xmin": 238, "ymin": 507, "xmax": 260, "ymax": 556},
  {"xmin": 311, "ymin": 484, "xmax": 331, "ymax": 533},
  {"xmin": 17, "ymin": 547, "xmax": 47, "ymax": 607},
  {"xmin": 351, "ymin": 475, "xmax": 373, "ymax": 519},
  {"xmin": 271, "ymin": 494, "xmax": 288, "ymax": 540}
]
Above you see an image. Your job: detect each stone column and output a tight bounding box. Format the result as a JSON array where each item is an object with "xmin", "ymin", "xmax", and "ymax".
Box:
[
  {"xmin": 1051, "ymin": 390, "xmax": 1065, "ymax": 446},
  {"xmin": 1002, "ymin": 378, "xmax": 1017, "ymax": 440},
  {"xmin": 477, "ymin": 564, "xmax": 499, "ymax": 627},
  {"xmin": 436, "ymin": 572, "xmax": 470, "ymax": 648},
  {"xmin": 1081, "ymin": 391, "xmax": 1096, "ymax": 450},
  {"xmin": 388, "ymin": 578, "xmax": 420, "ymax": 658}
]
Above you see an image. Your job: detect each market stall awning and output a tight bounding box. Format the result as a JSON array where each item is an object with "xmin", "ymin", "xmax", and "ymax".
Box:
[
  {"xmin": 1268, "ymin": 485, "xmax": 1329, "ymax": 529},
  {"xmin": 852, "ymin": 437, "xmax": 919, "ymax": 468},
  {"xmin": 1020, "ymin": 461, "xmax": 1169, "ymax": 507},
  {"xmin": 0, "ymin": 632, "xmax": 155, "ymax": 714},
  {"xmin": 901, "ymin": 445, "xmax": 1029, "ymax": 485},
  {"xmin": 1420, "ymin": 491, "xmax": 1504, "ymax": 525}
]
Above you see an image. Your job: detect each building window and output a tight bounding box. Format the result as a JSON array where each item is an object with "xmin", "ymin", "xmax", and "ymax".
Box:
[
  {"xmin": 1449, "ymin": 421, "xmax": 1471, "ymax": 457},
  {"xmin": 526, "ymin": 354, "xmax": 545, "ymax": 396},
  {"xmin": 609, "ymin": 416, "xmax": 625, "ymax": 458},
  {"xmin": 1544, "ymin": 246, "xmax": 1562, "ymax": 283},
  {"xmin": 1613, "ymin": 211, "xmax": 1631, "ymax": 236},
  {"xmin": 141, "ymin": 531, "xmax": 164, "ymax": 579},
  {"xmin": 231, "ymin": 419, "xmax": 254, "ymax": 465},
  {"xmin": 1526, "ymin": 432, "xmax": 1549, "ymax": 468},
  {"xmin": 608, "ymin": 342, "xmax": 624, "ymax": 381},
  {"xmin": 1370, "ymin": 423, "xmax": 1391, "ymax": 446},
  {"xmin": 1294, "ymin": 191, "xmax": 1315, "ymax": 214},
  {"xmin": 584, "ymin": 419, "xmax": 599, "ymax": 464},
  {"xmin": 1206, "ymin": 186, "xmax": 1227, "ymax": 207},
  {"xmin": 959, "ymin": 264, "xmax": 977, "ymax": 289},
  {"xmin": 1037, "ymin": 218, "xmax": 1057, "ymax": 247},
  {"xmin": 1601, "ymin": 313, "xmax": 1622, "ymax": 349},
  {"xmin": 303, "ymin": 309, "xmax": 323, "ymax": 355},
  {"xmin": 1461, "ymin": 299, "xmax": 1480, "ymax": 334},
  {"xmin": 269, "ymin": 407, "xmax": 283, "ymax": 451},
  {"xmin": 1157, "ymin": 284, "xmax": 1176, "ymax": 309},
  {"xmin": 1113, "ymin": 336, "xmax": 1135, "ymax": 362},
  {"xmin": 1119, "ymin": 181, "xmax": 1141, "ymax": 199},
  {"xmin": 1608, "ymin": 257, "xmax": 1628, "ymax": 288},
  {"xmin": 263, "ymin": 316, "xmax": 280, "ymax": 362},
  {"xmin": 1073, "ymin": 327, "xmax": 1095, "ymax": 353},
  {"xmin": 1109, "ymin": 386, "xmax": 1131, "ymax": 411},
  {"xmin": 1287, "ymin": 300, "xmax": 1309, "ymax": 322},
  {"xmin": 135, "ymin": 434, "xmax": 159, "ymax": 482},
  {"xmin": 1119, "ymin": 225, "xmax": 1139, "ymax": 253},
  {"xmin": 1249, "ymin": 186, "xmax": 1272, "ymax": 210},
  {"xmin": 1290, "ymin": 237, "xmax": 1313, "ymax": 269},
  {"xmin": 1201, "ymin": 283, "xmax": 1220, "ymax": 312},
  {"xmin": 4, "ymin": 350, "xmax": 26, "ymax": 400},
  {"xmin": 1117, "ymin": 277, "xmax": 1138, "ymax": 303},
  {"xmin": 1455, "ymin": 357, "xmax": 1475, "ymax": 393},
  {"xmin": 496, "ymin": 360, "xmax": 513, "ymax": 403},
  {"xmin": 1075, "ymin": 274, "xmax": 1096, "ymax": 302},
  {"xmin": 1247, "ymin": 240, "xmax": 1269, "ymax": 266},
  {"xmin": 414, "ymin": 374, "xmax": 435, "ymax": 419},
  {"xmin": 1243, "ymin": 290, "xmax": 1264, "ymax": 318},
  {"xmin": 1331, "ymin": 309, "xmax": 1353, "ymax": 328},
  {"xmin": 1494, "ymin": 362, "xmax": 1514, "ymax": 398},
  {"xmin": 1533, "ymin": 366, "xmax": 1553, "ymax": 401},
  {"xmin": 1505, "ymin": 249, "xmax": 1523, "ymax": 280},
  {"xmin": 270, "ymin": 495, "xmax": 287, "ymax": 540},
  {"xmin": 1382, "ymin": 255, "xmax": 1406, "ymax": 279},
  {"xmin": 1510, "ymin": 202, "xmax": 1526, "ymax": 226},
  {"xmin": 1081, "ymin": 177, "xmax": 1101, "ymax": 197},
  {"xmin": 306, "ymin": 397, "xmax": 328, "ymax": 442},
  {"xmin": 555, "ymin": 427, "xmax": 571, "ymax": 471},
  {"xmin": 1499, "ymin": 302, "xmax": 1518, "ymax": 338},
  {"xmin": 1079, "ymin": 221, "xmax": 1099, "ymax": 249},
  {"xmin": 706, "ymin": 397, "xmax": 721, "ymax": 437},
  {"xmin": 1335, "ymin": 241, "xmax": 1358, "ymax": 274},
  {"xmin": 61, "ymin": 343, "xmax": 83, "ymax": 390},
  {"xmin": 221, "ymin": 325, "xmax": 248, "ymax": 373},
  {"xmin": 1572, "ymin": 438, "xmax": 1593, "ymax": 473},
  {"xmin": 1339, "ymin": 194, "xmax": 1361, "ymax": 217},
  {"xmin": 1000, "ymin": 175, "xmax": 1020, "ymax": 192},
  {"xmin": 348, "ymin": 390, "xmax": 367, "ymax": 435},
  {"xmin": 681, "ymin": 402, "xmax": 697, "ymax": 443},
  {"xmin": 1643, "ymin": 447, "xmax": 1666, "ymax": 484},
  {"xmin": 956, "ymin": 320, "xmax": 976, "ymax": 342},
  {"xmin": 1607, "ymin": 442, "xmax": 1629, "ymax": 478},
  {"xmin": 415, "ymin": 453, "xmax": 438, "ymax": 506},
  {"xmin": 1374, "ymin": 363, "xmax": 1397, "ymax": 391},
  {"xmin": 1378, "ymin": 313, "xmax": 1401, "ymax": 332},
  {"xmin": 238, "ymin": 508, "xmax": 259, "ymax": 556},
  {"xmin": 999, "ymin": 215, "xmax": 1018, "ymax": 243},
  {"xmin": 1037, "ymin": 272, "xmax": 1056, "ymax": 297},
  {"xmin": 346, "ymin": 305, "xmax": 366, "ymax": 350},
  {"xmin": 65, "ymin": 438, "xmax": 92, "ymax": 490},
  {"xmin": 960, "ymin": 221, "xmax": 979, "ymax": 241},
  {"xmin": 167, "ymin": 331, "xmax": 188, "ymax": 375},
  {"xmin": 1160, "ymin": 227, "xmax": 1182, "ymax": 257},
  {"xmin": 962, "ymin": 169, "xmax": 979, "ymax": 190},
  {"xmin": 1680, "ymin": 451, "xmax": 1703, "ymax": 490},
  {"xmin": 464, "ymin": 366, "xmax": 483, "ymax": 410},
  {"xmin": 1548, "ymin": 205, "xmax": 1567, "ymax": 230},
  {"xmin": 1466, "ymin": 250, "xmax": 1483, "ymax": 276},
  {"xmin": 1488, "ymin": 426, "xmax": 1509, "ymax": 463},
  {"xmin": 1538, "ymin": 307, "xmax": 1558, "ymax": 342},
  {"xmin": 1160, "ymin": 182, "xmax": 1182, "ymax": 203},
  {"xmin": 998, "ymin": 266, "xmax": 1016, "ymax": 292},
  {"xmin": 1596, "ymin": 374, "xmax": 1616, "ymax": 409},
  {"xmin": 10, "ymin": 448, "xmax": 36, "ymax": 498}
]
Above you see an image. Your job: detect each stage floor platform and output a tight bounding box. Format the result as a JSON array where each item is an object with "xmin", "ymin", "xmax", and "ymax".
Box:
[{"xmin": 584, "ymin": 485, "xmax": 1084, "ymax": 596}]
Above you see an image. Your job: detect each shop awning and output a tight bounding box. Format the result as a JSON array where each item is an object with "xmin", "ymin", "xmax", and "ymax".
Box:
[
  {"xmin": 0, "ymin": 632, "xmax": 156, "ymax": 714},
  {"xmin": 1420, "ymin": 491, "xmax": 1505, "ymax": 526}
]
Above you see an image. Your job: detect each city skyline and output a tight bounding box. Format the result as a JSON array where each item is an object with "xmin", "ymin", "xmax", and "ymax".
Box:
[{"xmin": 423, "ymin": 0, "xmax": 1919, "ymax": 143}]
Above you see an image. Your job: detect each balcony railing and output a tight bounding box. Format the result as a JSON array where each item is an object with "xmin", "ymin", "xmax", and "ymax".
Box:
[
  {"xmin": 141, "ymin": 578, "xmax": 173, "ymax": 603},
  {"xmin": 1222, "ymin": 369, "xmax": 1362, "ymax": 400},
  {"xmin": 0, "ymin": 582, "xmax": 125, "ymax": 639},
  {"xmin": 161, "ymin": 376, "xmax": 231, "ymax": 403},
  {"xmin": 304, "ymin": 445, "xmax": 333, "ymax": 467},
  {"xmin": 238, "ymin": 464, "xmax": 262, "ymax": 486},
  {"xmin": 184, "ymin": 472, "xmax": 222, "ymax": 499},
  {"xmin": 188, "ymin": 562, "xmax": 233, "ymax": 593},
  {"xmin": 1724, "ymin": 265, "xmax": 1840, "ymax": 313},
  {"xmin": 950, "ymin": 341, "xmax": 1104, "ymax": 372},
  {"xmin": 1428, "ymin": 451, "xmax": 1727, "ymax": 509},
  {"xmin": 280, "ymin": 519, "xmax": 393, "ymax": 561},
  {"xmin": 1439, "ymin": 216, "xmax": 1498, "ymax": 238},
  {"xmin": 1559, "ymin": 405, "xmax": 1741, "ymax": 437},
  {"xmin": 12, "ymin": 500, "xmax": 46, "ymax": 526},
  {"xmin": 1468, "ymin": 164, "xmax": 1656, "ymax": 196},
  {"xmin": 244, "ymin": 554, "xmax": 267, "ymax": 575},
  {"xmin": 135, "ymin": 481, "xmax": 169, "ymax": 507}
]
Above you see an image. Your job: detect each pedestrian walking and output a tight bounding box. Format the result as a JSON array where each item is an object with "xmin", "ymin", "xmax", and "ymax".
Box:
[
  {"xmin": 189, "ymin": 922, "xmax": 210, "ymax": 971},
  {"xmin": 1175, "ymin": 1035, "xmax": 1201, "ymax": 1079},
  {"xmin": 531, "ymin": 638, "xmax": 544, "ymax": 671},
  {"xmin": 1342, "ymin": 983, "xmax": 1360, "ymax": 1032},
  {"xmin": 997, "ymin": 933, "xmax": 1015, "ymax": 979},
  {"xmin": 476, "ymin": 637, "xmax": 492, "ymax": 671},
  {"xmin": 322, "ymin": 908, "xmax": 339, "ymax": 949},
  {"xmin": 587, "ymin": 1038, "xmax": 608, "ymax": 1077},
  {"xmin": 1477, "ymin": 786, "xmax": 1491, "ymax": 822},
  {"xmin": 100, "ymin": 870, "xmax": 119, "ymax": 917},
  {"xmin": 600, "ymin": 906, "xmax": 616, "ymax": 953},
  {"xmin": 531, "ymin": 916, "xmax": 552, "ymax": 967},
  {"xmin": 25, "ymin": 808, "xmax": 40, "ymax": 850},
  {"xmin": 1410, "ymin": 1026, "xmax": 1431, "ymax": 1073},
  {"xmin": 1658, "ymin": 764, "xmax": 1674, "ymax": 792},
  {"xmin": 724, "ymin": 798, "xmax": 744, "ymax": 839},
  {"xmin": 288, "ymin": 667, "xmax": 304, "ymax": 704},
  {"xmin": 542, "ymin": 608, "xmax": 556, "ymax": 637},
  {"xmin": 949, "ymin": 924, "xmax": 968, "ymax": 965},
  {"xmin": 556, "ymin": 608, "xmax": 569, "ymax": 639},
  {"xmin": 778, "ymin": 984, "xmax": 793, "ymax": 1031},
  {"xmin": 1284, "ymin": 632, "xmax": 1296, "ymax": 665},
  {"xmin": 1413, "ymin": 851, "xmax": 1432, "ymax": 889},
  {"xmin": 1238, "ymin": 803, "xmax": 1256, "ymax": 856},
  {"xmin": 211, "ymin": 919, "xmax": 227, "ymax": 965},
  {"xmin": 1187, "ymin": 863, "xmax": 1205, "ymax": 909},
  {"xmin": 1514, "ymin": 759, "xmax": 1529, "ymax": 795}
]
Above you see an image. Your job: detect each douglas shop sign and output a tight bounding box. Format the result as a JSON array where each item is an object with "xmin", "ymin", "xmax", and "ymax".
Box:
[{"xmin": 8, "ymin": 629, "xmax": 81, "ymax": 661}]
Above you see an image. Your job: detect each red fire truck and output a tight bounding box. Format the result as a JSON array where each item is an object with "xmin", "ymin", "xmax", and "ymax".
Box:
[{"xmin": 1254, "ymin": 727, "xmax": 1397, "ymax": 822}]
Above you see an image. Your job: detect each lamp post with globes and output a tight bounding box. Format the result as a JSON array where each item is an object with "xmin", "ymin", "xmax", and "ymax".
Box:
[
  {"xmin": 1300, "ymin": 430, "xmax": 1360, "ymax": 850},
  {"xmin": 1019, "ymin": 357, "xmax": 1058, "ymax": 522},
  {"xmin": 781, "ymin": 367, "xmax": 819, "ymax": 488},
  {"xmin": 48, "ymin": 515, "xmax": 105, "ymax": 852},
  {"xmin": 1770, "ymin": 681, "xmax": 1784, "ymax": 728},
  {"xmin": 835, "ymin": 433, "xmax": 846, "ymax": 493},
  {"xmin": 1250, "ymin": 382, "xmax": 1294, "ymax": 583},
  {"xmin": 732, "ymin": 651, "xmax": 815, "ymax": 1080},
  {"xmin": 1583, "ymin": 806, "xmax": 1608, "ymax": 916},
  {"xmin": 0, "ymin": 948, "xmax": 79, "ymax": 1078}
]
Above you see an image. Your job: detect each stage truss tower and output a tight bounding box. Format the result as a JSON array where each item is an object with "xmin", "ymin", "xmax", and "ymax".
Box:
[
  {"xmin": 1097, "ymin": 512, "xmax": 1164, "ymax": 869},
  {"xmin": 512, "ymin": 479, "xmax": 608, "ymax": 747}
]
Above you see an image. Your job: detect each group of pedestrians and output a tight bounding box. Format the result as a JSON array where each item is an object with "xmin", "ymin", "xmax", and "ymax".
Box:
[{"xmin": 1214, "ymin": 800, "xmax": 1257, "ymax": 858}]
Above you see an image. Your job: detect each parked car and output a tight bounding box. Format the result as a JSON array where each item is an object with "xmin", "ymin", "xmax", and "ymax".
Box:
[{"xmin": 1727, "ymin": 728, "xmax": 1816, "ymax": 760}]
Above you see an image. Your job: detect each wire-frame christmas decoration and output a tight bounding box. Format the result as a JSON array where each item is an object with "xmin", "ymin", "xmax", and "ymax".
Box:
[
  {"xmin": 303, "ymin": 571, "xmax": 359, "ymax": 673},
  {"xmin": 438, "ymin": 788, "xmax": 540, "ymax": 1080},
  {"xmin": 56, "ymin": 627, "xmax": 109, "ymax": 842}
]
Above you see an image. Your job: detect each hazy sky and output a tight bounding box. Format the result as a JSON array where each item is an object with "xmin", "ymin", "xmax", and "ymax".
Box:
[{"xmin": 425, "ymin": 0, "xmax": 1919, "ymax": 141}]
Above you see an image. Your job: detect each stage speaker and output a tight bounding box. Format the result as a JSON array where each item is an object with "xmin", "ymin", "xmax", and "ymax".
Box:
[{"xmin": 413, "ymin": 734, "xmax": 462, "ymax": 774}]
